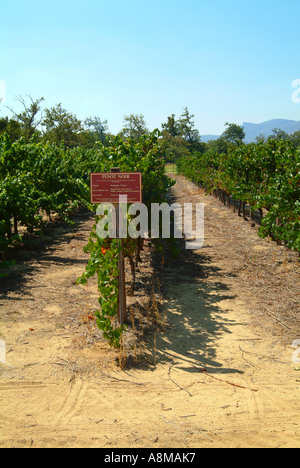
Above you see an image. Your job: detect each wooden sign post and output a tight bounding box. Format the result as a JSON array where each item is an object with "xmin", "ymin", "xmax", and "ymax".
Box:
[
  {"xmin": 110, "ymin": 168, "xmax": 126, "ymax": 326},
  {"xmin": 90, "ymin": 171, "xmax": 142, "ymax": 204},
  {"xmin": 90, "ymin": 168, "xmax": 142, "ymax": 326}
]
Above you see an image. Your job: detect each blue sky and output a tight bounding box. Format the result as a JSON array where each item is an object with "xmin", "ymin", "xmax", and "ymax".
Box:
[{"xmin": 0, "ymin": 0, "xmax": 299, "ymax": 135}]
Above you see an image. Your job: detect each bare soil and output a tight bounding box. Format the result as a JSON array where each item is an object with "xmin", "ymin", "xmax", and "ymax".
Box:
[{"xmin": 0, "ymin": 174, "xmax": 299, "ymax": 448}]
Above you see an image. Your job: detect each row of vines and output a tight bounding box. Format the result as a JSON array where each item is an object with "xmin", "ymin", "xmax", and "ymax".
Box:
[
  {"xmin": 177, "ymin": 139, "xmax": 300, "ymax": 252},
  {"xmin": 0, "ymin": 130, "xmax": 174, "ymax": 346}
]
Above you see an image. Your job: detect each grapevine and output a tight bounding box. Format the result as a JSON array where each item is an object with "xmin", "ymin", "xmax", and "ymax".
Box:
[
  {"xmin": 0, "ymin": 129, "xmax": 174, "ymax": 344},
  {"xmin": 177, "ymin": 139, "xmax": 300, "ymax": 252},
  {"xmin": 77, "ymin": 131, "xmax": 174, "ymax": 347}
]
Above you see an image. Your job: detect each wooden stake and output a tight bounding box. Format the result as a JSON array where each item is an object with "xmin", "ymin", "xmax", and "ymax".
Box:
[{"xmin": 110, "ymin": 168, "xmax": 126, "ymax": 325}]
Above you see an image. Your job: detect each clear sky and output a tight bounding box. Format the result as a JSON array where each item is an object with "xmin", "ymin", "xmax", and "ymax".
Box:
[{"xmin": 0, "ymin": 0, "xmax": 299, "ymax": 136}]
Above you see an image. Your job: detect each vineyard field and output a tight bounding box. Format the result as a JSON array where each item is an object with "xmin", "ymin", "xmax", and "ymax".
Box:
[
  {"xmin": 177, "ymin": 139, "xmax": 300, "ymax": 252},
  {"xmin": 0, "ymin": 131, "xmax": 174, "ymax": 345},
  {"xmin": 0, "ymin": 173, "xmax": 299, "ymax": 448}
]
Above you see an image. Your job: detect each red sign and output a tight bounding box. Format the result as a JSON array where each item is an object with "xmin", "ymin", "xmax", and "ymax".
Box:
[{"xmin": 90, "ymin": 172, "xmax": 142, "ymax": 204}]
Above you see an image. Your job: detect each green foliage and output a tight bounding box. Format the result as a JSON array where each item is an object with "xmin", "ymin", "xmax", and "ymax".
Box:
[
  {"xmin": 0, "ymin": 129, "xmax": 173, "ymax": 347},
  {"xmin": 119, "ymin": 114, "xmax": 149, "ymax": 141},
  {"xmin": 161, "ymin": 108, "xmax": 205, "ymax": 161},
  {"xmin": 222, "ymin": 122, "xmax": 245, "ymax": 146},
  {"xmin": 77, "ymin": 230, "xmax": 124, "ymax": 347},
  {"xmin": 177, "ymin": 139, "xmax": 300, "ymax": 252},
  {"xmin": 178, "ymin": 107, "xmax": 203, "ymax": 153},
  {"xmin": 84, "ymin": 116, "xmax": 109, "ymax": 146},
  {"xmin": 42, "ymin": 103, "xmax": 83, "ymax": 147},
  {"xmin": 0, "ymin": 117, "xmax": 22, "ymax": 141},
  {"xmin": 77, "ymin": 130, "xmax": 174, "ymax": 347},
  {"xmin": 0, "ymin": 134, "xmax": 90, "ymax": 244},
  {"xmin": 5, "ymin": 95, "xmax": 45, "ymax": 141},
  {"xmin": 0, "ymin": 259, "xmax": 16, "ymax": 279}
]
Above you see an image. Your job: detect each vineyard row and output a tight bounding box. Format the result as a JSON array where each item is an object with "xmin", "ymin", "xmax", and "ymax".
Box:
[
  {"xmin": 176, "ymin": 139, "xmax": 300, "ymax": 253},
  {"xmin": 0, "ymin": 131, "xmax": 173, "ymax": 347}
]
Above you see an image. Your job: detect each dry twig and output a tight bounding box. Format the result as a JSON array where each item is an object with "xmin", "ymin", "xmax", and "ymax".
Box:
[
  {"xmin": 168, "ymin": 364, "xmax": 193, "ymax": 397},
  {"xmin": 192, "ymin": 364, "xmax": 258, "ymax": 392}
]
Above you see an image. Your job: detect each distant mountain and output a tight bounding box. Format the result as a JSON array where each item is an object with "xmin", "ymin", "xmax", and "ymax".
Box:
[
  {"xmin": 242, "ymin": 119, "xmax": 300, "ymax": 142},
  {"xmin": 202, "ymin": 119, "xmax": 300, "ymax": 143},
  {"xmin": 201, "ymin": 134, "xmax": 220, "ymax": 142}
]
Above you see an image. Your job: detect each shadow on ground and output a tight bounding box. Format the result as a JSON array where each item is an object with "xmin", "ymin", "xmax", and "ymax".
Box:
[
  {"xmin": 149, "ymin": 239, "xmax": 244, "ymax": 376},
  {"xmin": 0, "ymin": 210, "xmax": 93, "ymax": 300}
]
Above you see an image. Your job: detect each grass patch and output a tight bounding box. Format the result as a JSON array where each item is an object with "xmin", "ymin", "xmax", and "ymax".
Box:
[{"xmin": 165, "ymin": 163, "xmax": 177, "ymax": 174}]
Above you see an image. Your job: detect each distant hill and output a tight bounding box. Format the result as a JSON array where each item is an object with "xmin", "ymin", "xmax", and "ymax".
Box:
[
  {"xmin": 201, "ymin": 134, "xmax": 221, "ymax": 142},
  {"xmin": 202, "ymin": 119, "xmax": 300, "ymax": 143},
  {"xmin": 242, "ymin": 119, "xmax": 300, "ymax": 142}
]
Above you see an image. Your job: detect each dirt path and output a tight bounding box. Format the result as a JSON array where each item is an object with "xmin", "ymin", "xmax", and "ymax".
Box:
[{"xmin": 0, "ymin": 175, "xmax": 299, "ymax": 448}]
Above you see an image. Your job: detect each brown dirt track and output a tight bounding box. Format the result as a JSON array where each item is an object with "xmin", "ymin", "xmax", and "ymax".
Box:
[{"xmin": 0, "ymin": 174, "xmax": 299, "ymax": 448}]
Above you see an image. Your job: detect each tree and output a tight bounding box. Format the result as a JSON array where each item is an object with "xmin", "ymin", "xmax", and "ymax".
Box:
[
  {"xmin": 6, "ymin": 95, "xmax": 44, "ymax": 140},
  {"xmin": 291, "ymin": 130, "xmax": 300, "ymax": 148},
  {"xmin": 268, "ymin": 128, "xmax": 290, "ymax": 141},
  {"xmin": 161, "ymin": 109, "xmax": 204, "ymax": 159},
  {"xmin": 178, "ymin": 107, "xmax": 203, "ymax": 152},
  {"xmin": 161, "ymin": 132, "xmax": 191, "ymax": 161},
  {"xmin": 161, "ymin": 114, "xmax": 181, "ymax": 137},
  {"xmin": 0, "ymin": 117, "xmax": 22, "ymax": 141},
  {"xmin": 84, "ymin": 116, "xmax": 108, "ymax": 144},
  {"xmin": 206, "ymin": 136, "xmax": 228, "ymax": 154},
  {"xmin": 161, "ymin": 114, "xmax": 189, "ymax": 161},
  {"xmin": 222, "ymin": 122, "xmax": 245, "ymax": 146},
  {"xmin": 255, "ymin": 133, "xmax": 266, "ymax": 143},
  {"xmin": 42, "ymin": 103, "xmax": 83, "ymax": 147},
  {"xmin": 120, "ymin": 114, "xmax": 149, "ymax": 141}
]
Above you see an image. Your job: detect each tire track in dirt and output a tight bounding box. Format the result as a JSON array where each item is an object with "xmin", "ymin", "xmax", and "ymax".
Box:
[
  {"xmin": 52, "ymin": 380, "xmax": 88, "ymax": 425},
  {"xmin": 0, "ymin": 177, "xmax": 299, "ymax": 448},
  {"xmin": 151, "ymin": 174, "xmax": 300, "ymax": 448}
]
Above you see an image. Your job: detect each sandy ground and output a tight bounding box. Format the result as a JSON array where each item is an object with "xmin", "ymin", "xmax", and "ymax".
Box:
[{"xmin": 0, "ymin": 174, "xmax": 299, "ymax": 448}]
